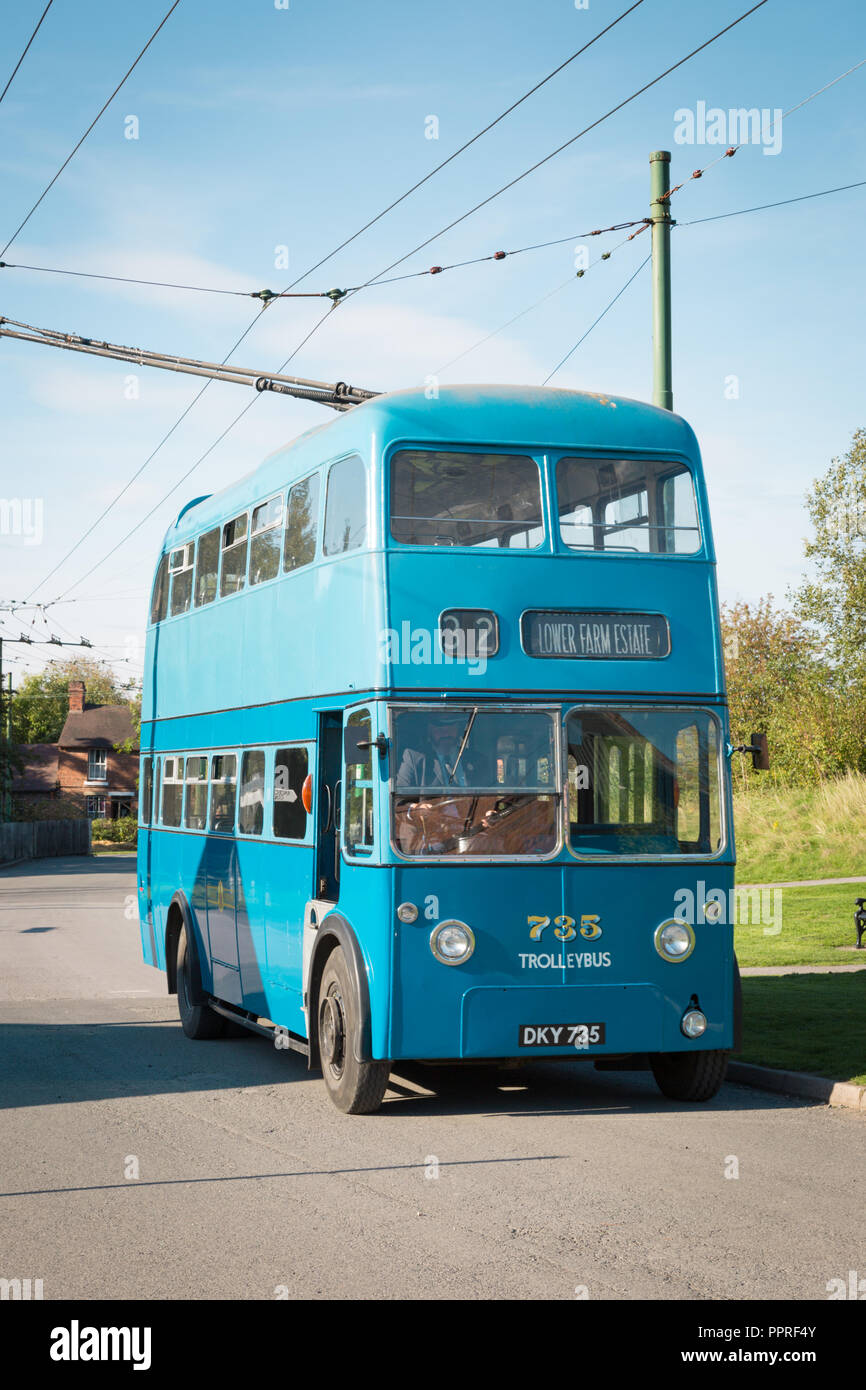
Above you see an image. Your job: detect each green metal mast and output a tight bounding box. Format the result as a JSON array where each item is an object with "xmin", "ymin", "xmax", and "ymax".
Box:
[{"xmin": 650, "ymin": 149, "xmax": 673, "ymax": 411}]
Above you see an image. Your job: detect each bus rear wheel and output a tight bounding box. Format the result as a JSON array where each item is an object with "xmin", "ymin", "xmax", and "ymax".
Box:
[
  {"xmin": 317, "ymin": 947, "xmax": 389, "ymax": 1114},
  {"xmin": 176, "ymin": 925, "xmax": 226, "ymax": 1040},
  {"xmin": 650, "ymin": 1048, "xmax": 728, "ymax": 1102}
]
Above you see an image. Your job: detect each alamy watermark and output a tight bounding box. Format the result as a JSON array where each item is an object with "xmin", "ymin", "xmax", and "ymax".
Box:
[
  {"xmin": 0, "ymin": 497, "xmax": 44, "ymax": 546},
  {"xmin": 674, "ymin": 103, "xmax": 782, "ymax": 155},
  {"xmin": 674, "ymin": 880, "xmax": 782, "ymax": 935},
  {"xmin": 378, "ymin": 622, "xmax": 487, "ymax": 676}
]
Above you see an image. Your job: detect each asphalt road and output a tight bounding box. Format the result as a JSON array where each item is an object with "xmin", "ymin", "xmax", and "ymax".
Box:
[{"xmin": 0, "ymin": 854, "xmax": 862, "ymax": 1301}]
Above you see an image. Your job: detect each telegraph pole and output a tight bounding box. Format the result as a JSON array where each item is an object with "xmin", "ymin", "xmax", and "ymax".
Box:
[{"xmin": 650, "ymin": 149, "xmax": 674, "ymax": 411}]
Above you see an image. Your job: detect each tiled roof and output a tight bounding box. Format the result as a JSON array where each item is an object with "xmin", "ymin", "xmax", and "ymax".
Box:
[
  {"xmin": 58, "ymin": 705, "xmax": 138, "ymax": 750},
  {"xmin": 11, "ymin": 743, "xmax": 59, "ymax": 792}
]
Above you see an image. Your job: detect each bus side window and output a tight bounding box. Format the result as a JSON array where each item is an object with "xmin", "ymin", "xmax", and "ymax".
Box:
[
  {"xmin": 324, "ymin": 455, "xmax": 366, "ymax": 556},
  {"xmin": 169, "ymin": 543, "xmax": 195, "ymax": 616},
  {"xmin": 184, "ymin": 755, "xmax": 208, "ymax": 831},
  {"xmin": 153, "ymin": 757, "xmax": 161, "ymax": 825},
  {"xmin": 239, "ymin": 750, "xmax": 265, "ymax": 834},
  {"xmin": 345, "ymin": 710, "xmax": 374, "ymax": 856},
  {"xmin": 210, "ymin": 754, "xmax": 237, "ymax": 832},
  {"xmin": 284, "ymin": 474, "xmax": 320, "ymax": 573},
  {"xmin": 150, "ymin": 554, "xmax": 169, "ymax": 624},
  {"xmin": 220, "ymin": 514, "xmax": 249, "ymax": 597},
  {"xmin": 273, "ymin": 747, "xmax": 308, "ymax": 839},
  {"xmin": 195, "ymin": 527, "xmax": 220, "ymax": 606},
  {"xmin": 162, "ymin": 756, "xmax": 184, "ymax": 827},
  {"xmin": 249, "ymin": 497, "xmax": 283, "ymax": 586},
  {"xmin": 140, "ymin": 757, "xmax": 152, "ymax": 826}
]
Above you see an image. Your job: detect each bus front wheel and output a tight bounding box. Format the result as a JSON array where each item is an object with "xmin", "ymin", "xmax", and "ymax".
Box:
[
  {"xmin": 176, "ymin": 925, "xmax": 226, "ymax": 1040},
  {"xmin": 650, "ymin": 1048, "xmax": 728, "ymax": 1102},
  {"xmin": 317, "ymin": 947, "xmax": 390, "ymax": 1114}
]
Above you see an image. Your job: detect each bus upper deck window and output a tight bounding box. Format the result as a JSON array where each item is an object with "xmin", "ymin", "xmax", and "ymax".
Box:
[
  {"xmin": 150, "ymin": 554, "xmax": 169, "ymax": 624},
  {"xmin": 273, "ymin": 747, "xmax": 309, "ymax": 839},
  {"xmin": 556, "ymin": 457, "xmax": 701, "ymax": 555},
  {"xmin": 195, "ymin": 527, "xmax": 220, "ymax": 606},
  {"xmin": 284, "ymin": 474, "xmax": 320, "ymax": 573},
  {"xmin": 249, "ymin": 497, "xmax": 283, "ymax": 586},
  {"xmin": 210, "ymin": 754, "xmax": 237, "ymax": 833},
  {"xmin": 390, "ymin": 450, "xmax": 544, "ymax": 549},
  {"xmin": 220, "ymin": 514, "xmax": 249, "ymax": 597},
  {"xmin": 324, "ymin": 455, "xmax": 366, "ymax": 557},
  {"xmin": 169, "ymin": 543, "xmax": 194, "ymax": 616}
]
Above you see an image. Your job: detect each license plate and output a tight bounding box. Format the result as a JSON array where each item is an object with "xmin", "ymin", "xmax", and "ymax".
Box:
[{"xmin": 518, "ymin": 1023, "xmax": 605, "ymax": 1048}]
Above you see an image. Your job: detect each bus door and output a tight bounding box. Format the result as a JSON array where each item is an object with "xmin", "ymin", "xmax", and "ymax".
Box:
[
  {"xmin": 205, "ymin": 752, "xmax": 243, "ymax": 1005},
  {"xmin": 316, "ymin": 714, "xmax": 342, "ymax": 901}
]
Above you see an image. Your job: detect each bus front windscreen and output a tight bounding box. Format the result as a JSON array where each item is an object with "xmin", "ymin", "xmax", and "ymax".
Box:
[
  {"xmin": 392, "ymin": 706, "xmax": 559, "ymax": 857},
  {"xmin": 567, "ymin": 707, "xmax": 723, "ymax": 857}
]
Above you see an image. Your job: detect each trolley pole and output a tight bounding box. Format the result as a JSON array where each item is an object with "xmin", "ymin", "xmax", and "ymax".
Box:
[{"xmin": 650, "ymin": 149, "xmax": 673, "ymax": 411}]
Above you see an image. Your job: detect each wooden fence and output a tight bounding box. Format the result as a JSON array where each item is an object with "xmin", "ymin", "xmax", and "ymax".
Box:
[{"xmin": 0, "ymin": 819, "xmax": 92, "ymax": 867}]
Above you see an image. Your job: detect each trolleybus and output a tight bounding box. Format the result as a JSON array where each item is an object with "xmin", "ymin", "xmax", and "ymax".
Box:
[{"xmin": 137, "ymin": 384, "xmax": 746, "ymax": 1112}]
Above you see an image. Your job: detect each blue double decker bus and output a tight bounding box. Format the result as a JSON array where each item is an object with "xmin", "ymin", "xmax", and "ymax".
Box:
[{"xmin": 137, "ymin": 384, "xmax": 740, "ymax": 1112}]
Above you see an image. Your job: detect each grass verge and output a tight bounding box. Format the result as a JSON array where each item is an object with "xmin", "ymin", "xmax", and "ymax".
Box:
[
  {"xmin": 737, "ymin": 973, "xmax": 866, "ymax": 1086},
  {"xmin": 734, "ymin": 882, "xmax": 866, "ymax": 968}
]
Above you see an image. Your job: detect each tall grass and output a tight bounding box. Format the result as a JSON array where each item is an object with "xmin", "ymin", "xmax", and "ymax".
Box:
[{"xmin": 733, "ymin": 771, "xmax": 866, "ymax": 882}]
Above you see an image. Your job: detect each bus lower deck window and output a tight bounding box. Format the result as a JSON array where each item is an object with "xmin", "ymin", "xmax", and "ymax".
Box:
[
  {"xmin": 184, "ymin": 756, "xmax": 208, "ymax": 830},
  {"xmin": 273, "ymin": 747, "xmax": 308, "ymax": 839},
  {"xmin": 566, "ymin": 708, "xmax": 722, "ymax": 856},
  {"xmin": 161, "ymin": 756, "xmax": 184, "ymax": 827},
  {"xmin": 239, "ymin": 750, "xmax": 265, "ymax": 834},
  {"xmin": 210, "ymin": 754, "xmax": 237, "ymax": 832}
]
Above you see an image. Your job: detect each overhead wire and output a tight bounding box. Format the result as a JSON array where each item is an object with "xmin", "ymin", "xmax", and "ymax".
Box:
[
  {"xmin": 1, "ymin": 0, "xmax": 183, "ymax": 258},
  {"xmin": 22, "ymin": 0, "xmax": 776, "ymax": 600},
  {"xmin": 0, "ymin": 0, "xmax": 55, "ymax": 108}
]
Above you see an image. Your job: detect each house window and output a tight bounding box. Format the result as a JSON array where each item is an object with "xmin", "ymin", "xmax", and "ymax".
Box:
[
  {"xmin": 88, "ymin": 750, "xmax": 107, "ymax": 782},
  {"xmin": 86, "ymin": 796, "xmax": 107, "ymax": 818}
]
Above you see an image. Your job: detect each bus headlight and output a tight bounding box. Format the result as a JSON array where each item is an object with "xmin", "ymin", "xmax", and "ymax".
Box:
[
  {"xmin": 430, "ymin": 920, "xmax": 475, "ymax": 965},
  {"xmin": 681, "ymin": 1008, "xmax": 708, "ymax": 1038},
  {"xmin": 654, "ymin": 919, "xmax": 696, "ymax": 962}
]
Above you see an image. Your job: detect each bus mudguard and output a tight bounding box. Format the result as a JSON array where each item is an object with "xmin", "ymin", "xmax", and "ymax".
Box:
[
  {"xmin": 307, "ymin": 912, "xmax": 373, "ymax": 1067},
  {"xmin": 165, "ymin": 891, "xmax": 208, "ymax": 1002}
]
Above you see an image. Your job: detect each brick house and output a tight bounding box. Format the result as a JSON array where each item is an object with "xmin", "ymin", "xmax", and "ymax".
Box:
[{"xmin": 57, "ymin": 681, "xmax": 139, "ymax": 819}]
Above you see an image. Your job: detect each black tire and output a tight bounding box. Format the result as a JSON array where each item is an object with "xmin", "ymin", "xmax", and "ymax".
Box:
[
  {"xmin": 650, "ymin": 1048, "xmax": 728, "ymax": 1102},
  {"xmin": 176, "ymin": 924, "xmax": 226, "ymax": 1040},
  {"xmin": 317, "ymin": 946, "xmax": 390, "ymax": 1113}
]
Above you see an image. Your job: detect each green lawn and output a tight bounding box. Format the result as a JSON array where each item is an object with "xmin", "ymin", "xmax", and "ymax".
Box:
[
  {"xmin": 734, "ymin": 882, "xmax": 866, "ymax": 968},
  {"xmin": 737, "ymin": 974, "xmax": 866, "ymax": 1086},
  {"xmin": 733, "ymin": 772, "xmax": 866, "ymax": 883}
]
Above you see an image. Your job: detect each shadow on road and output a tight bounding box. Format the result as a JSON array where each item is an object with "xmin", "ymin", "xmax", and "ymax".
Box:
[{"xmin": 0, "ymin": 1012, "xmax": 810, "ymax": 1119}]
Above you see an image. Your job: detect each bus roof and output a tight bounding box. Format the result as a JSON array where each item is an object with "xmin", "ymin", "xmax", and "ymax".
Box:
[{"xmin": 162, "ymin": 384, "xmax": 701, "ymax": 548}]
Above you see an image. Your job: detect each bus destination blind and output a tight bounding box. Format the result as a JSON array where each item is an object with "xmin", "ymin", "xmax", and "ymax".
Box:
[{"xmin": 521, "ymin": 609, "xmax": 670, "ymax": 660}]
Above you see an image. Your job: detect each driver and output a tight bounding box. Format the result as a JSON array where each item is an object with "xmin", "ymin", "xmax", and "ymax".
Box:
[{"xmin": 394, "ymin": 713, "xmax": 481, "ymax": 853}]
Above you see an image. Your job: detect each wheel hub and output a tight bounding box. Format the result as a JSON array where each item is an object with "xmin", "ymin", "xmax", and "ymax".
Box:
[{"xmin": 320, "ymin": 988, "xmax": 346, "ymax": 1078}]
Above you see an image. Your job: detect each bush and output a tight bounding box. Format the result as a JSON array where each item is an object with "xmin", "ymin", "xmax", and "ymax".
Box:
[{"xmin": 91, "ymin": 816, "xmax": 137, "ymax": 845}]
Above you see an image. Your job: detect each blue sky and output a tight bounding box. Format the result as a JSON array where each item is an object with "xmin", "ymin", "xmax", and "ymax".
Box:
[{"xmin": 1, "ymin": 0, "xmax": 864, "ymax": 685}]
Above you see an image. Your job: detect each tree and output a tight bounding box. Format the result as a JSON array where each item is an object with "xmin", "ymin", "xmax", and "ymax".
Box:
[
  {"xmin": 720, "ymin": 596, "xmax": 866, "ymax": 784},
  {"xmin": 10, "ymin": 658, "xmax": 130, "ymax": 744},
  {"xmin": 796, "ymin": 428, "xmax": 866, "ymax": 668}
]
